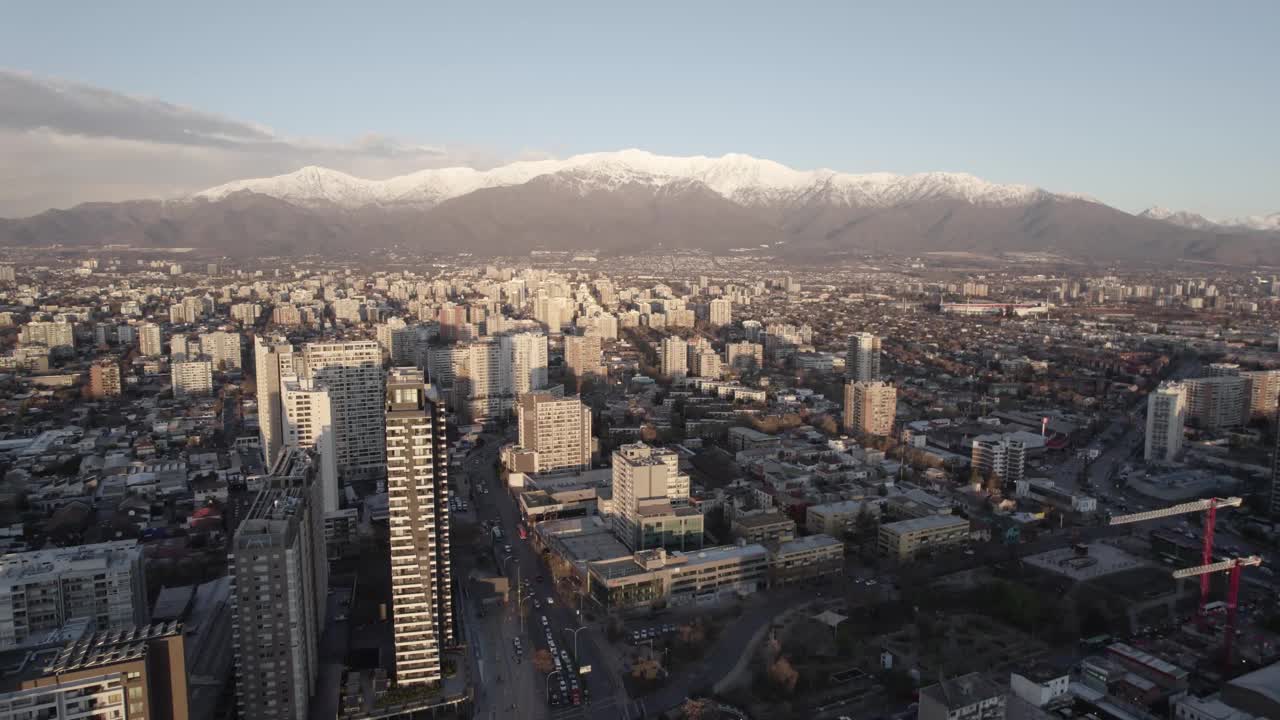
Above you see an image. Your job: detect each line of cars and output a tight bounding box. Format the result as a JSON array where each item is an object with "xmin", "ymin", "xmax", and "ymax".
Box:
[
  {"xmin": 628, "ymin": 624, "xmax": 676, "ymax": 645},
  {"xmin": 539, "ymin": 614, "xmax": 583, "ymax": 707}
]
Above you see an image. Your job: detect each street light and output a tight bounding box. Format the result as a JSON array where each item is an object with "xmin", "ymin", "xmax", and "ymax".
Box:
[
  {"xmin": 566, "ymin": 624, "xmax": 591, "ymax": 663},
  {"xmin": 544, "ymin": 669, "xmax": 562, "ymax": 703}
]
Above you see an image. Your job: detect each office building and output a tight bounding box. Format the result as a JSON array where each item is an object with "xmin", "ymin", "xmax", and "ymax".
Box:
[
  {"xmin": 254, "ymin": 336, "xmax": 298, "ymax": 469},
  {"xmin": 971, "ymin": 434, "xmax": 1027, "ymax": 484},
  {"xmin": 878, "ymin": 515, "xmax": 970, "ymax": 560},
  {"xmin": 513, "ymin": 392, "xmax": 592, "ymax": 475},
  {"xmin": 660, "ymin": 335, "xmax": 688, "ymax": 379},
  {"xmin": 918, "ymin": 673, "xmax": 1007, "ymax": 720},
  {"xmin": 170, "ymin": 360, "xmax": 213, "ymax": 398},
  {"xmin": 281, "ymin": 376, "xmax": 339, "ymax": 513},
  {"xmin": 1146, "ymin": 381, "xmax": 1187, "ymax": 462},
  {"xmin": 385, "ymin": 368, "xmax": 454, "ymax": 686},
  {"xmin": 843, "ymin": 381, "xmax": 897, "ymax": 436},
  {"xmin": 510, "ymin": 331, "xmax": 549, "ymax": 396},
  {"xmin": 89, "ymin": 358, "xmax": 123, "ymax": 398},
  {"xmin": 0, "ymin": 622, "xmax": 188, "ymax": 720},
  {"xmin": 611, "ymin": 443, "xmax": 700, "ymax": 551},
  {"xmin": 725, "ymin": 341, "xmax": 764, "ymax": 372},
  {"xmin": 301, "ymin": 340, "xmax": 385, "ymax": 480},
  {"xmin": 1184, "ymin": 375, "xmax": 1246, "ymax": 431},
  {"xmin": 846, "ymin": 332, "xmax": 881, "ymax": 381},
  {"xmin": 564, "ymin": 334, "xmax": 604, "ymax": 384},
  {"xmin": 708, "ymin": 298, "xmax": 732, "ymax": 326},
  {"xmin": 18, "ymin": 321, "xmax": 75, "ymax": 354},
  {"xmin": 139, "ymin": 322, "xmax": 163, "ymax": 357},
  {"xmin": 0, "ymin": 541, "xmax": 148, "ymax": 650},
  {"xmin": 231, "ymin": 452, "xmax": 327, "ymax": 720},
  {"xmin": 199, "ymin": 331, "xmax": 242, "ymax": 371}
]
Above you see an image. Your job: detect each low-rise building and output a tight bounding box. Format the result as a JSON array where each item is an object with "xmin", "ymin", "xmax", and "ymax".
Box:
[
  {"xmin": 877, "ymin": 514, "xmax": 969, "ymax": 560},
  {"xmin": 730, "ymin": 511, "xmax": 796, "ymax": 544}
]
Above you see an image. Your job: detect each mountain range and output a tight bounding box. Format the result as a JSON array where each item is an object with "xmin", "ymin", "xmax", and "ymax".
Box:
[{"xmin": 1, "ymin": 149, "xmax": 1276, "ymax": 264}]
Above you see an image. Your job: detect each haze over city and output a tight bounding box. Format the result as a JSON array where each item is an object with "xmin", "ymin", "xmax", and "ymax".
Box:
[{"xmin": 2, "ymin": 5, "xmax": 1280, "ymax": 720}]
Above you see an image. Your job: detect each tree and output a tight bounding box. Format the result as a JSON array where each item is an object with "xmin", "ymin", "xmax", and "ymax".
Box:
[
  {"xmin": 767, "ymin": 655, "xmax": 799, "ymax": 695},
  {"xmin": 532, "ymin": 649, "xmax": 554, "ymax": 674},
  {"xmin": 679, "ymin": 698, "xmax": 712, "ymax": 720},
  {"xmin": 854, "ymin": 503, "xmax": 879, "ymax": 538}
]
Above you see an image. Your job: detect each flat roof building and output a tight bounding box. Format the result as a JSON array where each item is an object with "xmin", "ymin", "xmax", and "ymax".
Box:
[{"xmin": 878, "ymin": 514, "xmax": 969, "ymax": 560}]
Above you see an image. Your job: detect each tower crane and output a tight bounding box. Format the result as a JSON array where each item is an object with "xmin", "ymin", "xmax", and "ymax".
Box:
[{"xmin": 1173, "ymin": 556, "xmax": 1262, "ymax": 667}]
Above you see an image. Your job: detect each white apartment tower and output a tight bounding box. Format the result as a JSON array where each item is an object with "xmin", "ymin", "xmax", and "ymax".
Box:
[
  {"xmin": 255, "ymin": 336, "xmax": 298, "ymax": 469},
  {"xmin": 847, "ymin": 332, "xmax": 882, "ymax": 382},
  {"xmin": 564, "ymin": 334, "xmax": 604, "ymax": 383},
  {"xmin": 200, "ymin": 330, "xmax": 243, "ymax": 371},
  {"xmin": 385, "ymin": 368, "xmax": 454, "ymax": 686},
  {"xmin": 660, "ymin": 335, "xmax": 688, "ymax": 379},
  {"xmin": 510, "ymin": 331, "xmax": 549, "ymax": 396},
  {"xmin": 708, "ymin": 298, "xmax": 732, "ymax": 326},
  {"xmin": 301, "ymin": 340, "xmax": 385, "ymax": 480},
  {"xmin": 1145, "ymin": 381, "xmax": 1187, "ymax": 462},
  {"xmin": 610, "ymin": 443, "xmax": 693, "ymax": 550},
  {"xmin": 171, "ymin": 360, "xmax": 214, "ymax": 398},
  {"xmin": 517, "ymin": 392, "xmax": 592, "ymax": 474},
  {"xmin": 452, "ymin": 337, "xmax": 514, "ymax": 421},
  {"xmin": 281, "ymin": 376, "xmax": 340, "ymax": 513}
]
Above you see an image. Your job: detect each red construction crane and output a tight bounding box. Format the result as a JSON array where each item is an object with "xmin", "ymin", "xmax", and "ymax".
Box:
[
  {"xmin": 1173, "ymin": 556, "xmax": 1263, "ymax": 667},
  {"xmin": 1109, "ymin": 497, "xmax": 1243, "ymax": 619}
]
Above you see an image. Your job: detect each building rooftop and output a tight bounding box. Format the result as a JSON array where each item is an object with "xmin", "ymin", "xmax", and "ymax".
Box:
[
  {"xmin": 733, "ymin": 511, "xmax": 795, "ymax": 529},
  {"xmin": 881, "ymin": 514, "xmax": 969, "ymax": 534},
  {"xmin": 774, "ymin": 533, "xmax": 842, "ymax": 555},
  {"xmin": 919, "ymin": 672, "xmax": 1005, "ymax": 710}
]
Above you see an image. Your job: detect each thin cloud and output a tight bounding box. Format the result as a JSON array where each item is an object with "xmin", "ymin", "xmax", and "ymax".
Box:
[{"xmin": 0, "ymin": 69, "xmax": 523, "ymax": 216}]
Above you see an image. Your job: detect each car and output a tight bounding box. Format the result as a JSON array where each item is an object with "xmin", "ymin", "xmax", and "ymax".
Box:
[
  {"xmin": 335, "ymin": 613, "xmax": 348, "ymax": 622},
  {"xmin": 546, "ymin": 596, "xmax": 555, "ymax": 605},
  {"xmin": 533, "ymin": 599, "xmax": 542, "ymax": 609}
]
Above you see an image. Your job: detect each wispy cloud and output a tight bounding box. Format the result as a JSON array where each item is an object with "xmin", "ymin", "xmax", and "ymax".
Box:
[{"xmin": 0, "ymin": 69, "xmax": 517, "ymax": 216}]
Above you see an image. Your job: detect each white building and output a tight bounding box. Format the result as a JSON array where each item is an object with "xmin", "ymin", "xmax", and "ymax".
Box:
[
  {"xmin": 200, "ymin": 330, "xmax": 243, "ymax": 371},
  {"xmin": 19, "ymin": 321, "xmax": 75, "ymax": 354},
  {"xmin": 510, "ymin": 331, "xmax": 549, "ymax": 396},
  {"xmin": 1146, "ymin": 381, "xmax": 1187, "ymax": 462},
  {"xmin": 1184, "ymin": 375, "xmax": 1246, "ymax": 431},
  {"xmin": 255, "ymin": 336, "xmax": 298, "ymax": 469},
  {"xmin": 514, "ymin": 392, "xmax": 592, "ymax": 474},
  {"xmin": 843, "ymin": 381, "xmax": 896, "ymax": 436},
  {"xmin": 139, "ymin": 322, "xmax": 163, "ymax": 357},
  {"xmin": 384, "ymin": 368, "xmax": 454, "ymax": 686},
  {"xmin": 971, "ymin": 434, "xmax": 1027, "ymax": 484},
  {"xmin": 660, "ymin": 335, "xmax": 688, "ymax": 379},
  {"xmin": 170, "ymin": 360, "xmax": 214, "ymax": 398},
  {"xmin": 281, "ymin": 376, "xmax": 340, "ymax": 513},
  {"xmin": 708, "ymin": 298, "xmax": 732, "ymax": 326}
]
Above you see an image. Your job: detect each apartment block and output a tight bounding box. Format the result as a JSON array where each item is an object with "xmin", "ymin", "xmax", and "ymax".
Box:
[
  {"xmin": 843, "ymin": 380, "xmax": 897, "ymax": 436},
  {"xmin": 877, "ymin": 514, "xmax": 970, "ymax": 560},
  {"xmin": 513, "ymin": 392, "xmax": 592, "ymax": 474}
]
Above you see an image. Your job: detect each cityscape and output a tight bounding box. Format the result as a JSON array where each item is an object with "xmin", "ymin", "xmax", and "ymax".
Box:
[{"xmin": 2, "ymin": 4, "xmax": 1280, "ymax": 720}]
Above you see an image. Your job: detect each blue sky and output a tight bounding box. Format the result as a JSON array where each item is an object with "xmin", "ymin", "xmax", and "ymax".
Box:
[{"xmin": 2, "ymin": 0, "xmax": 1277, "ymax": 217}]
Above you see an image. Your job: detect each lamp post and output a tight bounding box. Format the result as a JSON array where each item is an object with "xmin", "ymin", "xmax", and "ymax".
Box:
[
  {"xmin": 567, "ymin": 623, "xmax": 590, "ymax": 664},
  {"xmin": 544, "ymin": 669, "xmax": 562, "ymax": 704}
]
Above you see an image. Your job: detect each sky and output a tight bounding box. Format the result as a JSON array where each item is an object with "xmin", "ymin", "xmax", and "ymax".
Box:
[{"xmin": 1, "ymin": 0, "xmax": 1276, "ymax": 218}]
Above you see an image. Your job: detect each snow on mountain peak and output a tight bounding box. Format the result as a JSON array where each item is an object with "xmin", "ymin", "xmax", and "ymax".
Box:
[
  {"xmin": 193, "ymin": 150, "xmax": 1064, "ymax": 210},
  {"xmin": 1140, "ymin": 205, "xmax": 1280, "ymax": 232}
]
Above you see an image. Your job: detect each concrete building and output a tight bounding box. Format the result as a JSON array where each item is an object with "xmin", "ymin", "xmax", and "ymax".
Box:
[
  {"xmin": 971, "ymin": 434, "xmax": 1026, "ymax": 484},
  {"xmin": 230, "ymin": 452, "xmax": 327, "ymax": 720},
  {"xmin": 139, "ymin": 322, "xmax": 163, "ymax": 357},
  {"xmin": 170, "ymin": 360, "xmax": 213, "ymax": 398},
  {"xmin": 660, "ymin": 335, "xmax": 688, "ymax": 379},
  {"xmin": 847, "ymin": 332, "xmax": 882, "ymax": 381},
  {"xmin": 564, "ymin": 334, "xmax": 604, "ymax": 384},
  {"xmin": 806, "ymin": 499, "xmax": 875, "ymax": 536},
  {"xmin": 878, "ymin": 514, "xmax": 970, "ymax": 560},
  {"xmin": 768, "ymin": 534, "xmax": 844, "ymax": 587},
  {"xmin": 199, "ymin": 331, "xmax": 242, "ymax": 371},
  {"xmin": 280, "ymin": 376, "xmax": 339, "ymax": 513},
  {"xmin": 918, "ymin": 673, "xmax": 1007, "ymax": 720},
  {"xmin": 385, "ymin": 368, "xmax": 454, "ymax": 686},
  {"xmin": 1146, "ymin": 381, "xmax": 1187, "ymax": 462},
  {"xmin": 1242, "ymin": 369, "xmax": 1280, "ymax": 420},
  {"xmin": 1184, "ymin": 375, "xmax": 1246, "ymax": 430},
  {"xmin": 611, "ymin": 443, "xmax": 699, "ymax": 552},
  {"xmin": 19, "ymin": 321, "xmax": 75, "ymax": 354},
  {"xmin": 843, "ymin": 381, "xmax": 897, "ymax": 436},
  {"xmin": 0, "ymin": 541, "xmax": 148, "ymax": 650},
  {"xmin": 453, "ymin": 336, "xmax": 514, "ymax": 422},
  {"xmin": 0, "ymin": 622, "xmax": 188, "ymax": 720},
  {"xmin": 514, "ymin": 392, "xmax": 592, "ymax": 475},
  {"xmin": 724, "ymin": 341, "xmax": 763, "ymax": 372},
  {"xmin": 254, "ymin": 337, "xmax": 298, "ymax": 469},
  {"xmin": 301, "ymin": 340, "xmax": 385, "ymax": 480},
  {"xmin": 708, "ymin": 298, "xmax": 732, "ymax": 326},
  {"xmin": 89, "ymin": 358, "xmax": 123, "ymax": 398},
  {"xmin": 510, "ymin": 331, "xmax": 549, "ymax": 397},
  {"xmin": 730, "ymin": 511, "xmax": 796, "ymax": 544}
]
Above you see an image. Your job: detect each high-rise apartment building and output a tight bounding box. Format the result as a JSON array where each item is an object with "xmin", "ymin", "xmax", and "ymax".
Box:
[
  {"xmin": 514, "ymin": 392, "xmax": 592, "ymax": 474},
  {"xmin": 1242, "ymin": 369, "xmax": 1280, "ymax": 420},
  {"xmin": 18, "ymin": 321, "xmax": 75, "ymax": 354},
  {"xmin": 254, "ymin": 336, "xmax": 298, "ymax": 469},
  {"xmin": 725, "ymin": 341, "xmax": 764, "ymax": 372},
  {"xmin": 0, "ymin": 622, "xmax": 188, "ymax": 720},
  {"xmin": 139, "ymin": 322, "xmax": 163, "ymax": 357},
  {"xmin": 610, "ymin": 443, "xmax": 700, "ymax": 551},
  {"xmin": 301, "ymin": 340, "xmax": 385, "ymax": 480},
  {"xmin": 843, "ymin": 381, "xmax": 897, "ymax": 436},
  {"xmin": 564, "ymin": 334, "xmax": 604, "ymax": 384},
  {"xmin": 281, "ymin": 376, "xmax": 339, "ymax": 513},
  {"xmin": 437, "ymin": 303, "xmax": 468, "ymax": 342},
  {"xmin": 385, "ymin": 368, "xmax": 454, "ymax": 686},
  {"xmin": 1184, "ymin": 375, "xmax": 1246, "ymax": 431},
  {"xmin": 452, "ymin": 337, "xmax": 513, "ymax": 421},
  {"xmin": 1145, "ymin": 381, "xmax": 1187, "ymax": 462},
  {"xmin": 231, "ymin": 451, "xmax": 327, "ymax": 720},
  {"xmin": 199, "ymin": 331, "xmax": 243, "ymax": 371},
  {"xmin": 847, "ymin": 332, "xmax": 882, "ymax": 382},
  {"xmin": 0, "ymin": 263, "xmax": 14, "ymax": 283},
  {"xmin": 510, "ymin": 331, "xmax": 549, "ymax": 396},
  {"xmin": 170, "ymin": 360, "xmax": 213, "ymax": 398},
  {"xmin": 0, "ymin": 540, "xmax": 148, "ymax": 650},
  {"xmin": 708, "ymin": 298, "xmax": 732, "ymax": 326},
  {"xmin": 660, "ymin": 335, "xmax": 688, "ymax": 379},
  {"xmin": 971, "ymin": 435, "xmax": 1026, "ymax": 484},
  {"xmin": 89, "ymin": 358, "xmax": 123, "ymax": 398}
]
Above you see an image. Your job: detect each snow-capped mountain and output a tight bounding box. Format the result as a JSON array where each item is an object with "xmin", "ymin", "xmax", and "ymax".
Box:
[
  {"xmin": 1140, "ymin": 206, "xmax": 1280, "ymax": 232},
  {"xmin": 194, "ymin": 149, "xmax": 1057, "ymax": 210}
]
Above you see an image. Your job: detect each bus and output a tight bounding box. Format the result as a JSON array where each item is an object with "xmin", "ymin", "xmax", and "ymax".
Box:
[{"xmin": 1202, "ymin": 601, "xmax": 1227, "ymax": 616}]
